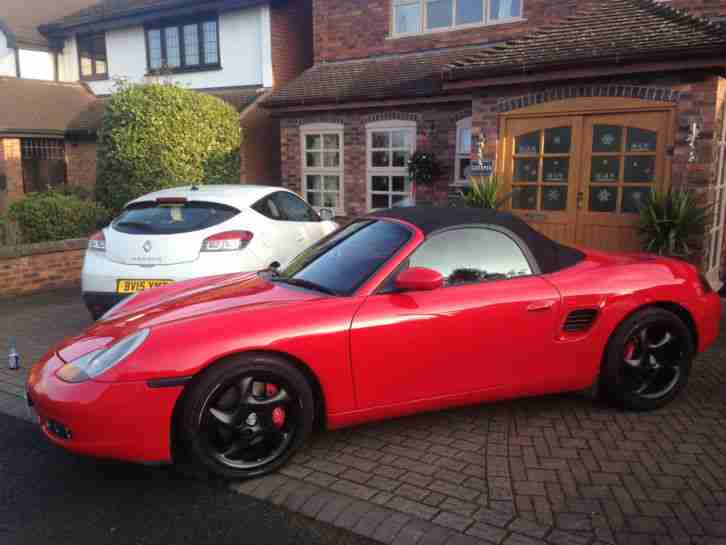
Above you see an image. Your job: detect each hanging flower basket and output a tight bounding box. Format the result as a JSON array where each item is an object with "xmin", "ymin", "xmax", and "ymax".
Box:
[{"xmin": 407, "ymin": 151, "xmax": 440, "ymax": 187}]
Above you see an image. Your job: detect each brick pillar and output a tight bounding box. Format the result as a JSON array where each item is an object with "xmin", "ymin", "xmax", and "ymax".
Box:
[{"xmin": 0, "ymin": 138, "xmax": 23, "ymax": 213}]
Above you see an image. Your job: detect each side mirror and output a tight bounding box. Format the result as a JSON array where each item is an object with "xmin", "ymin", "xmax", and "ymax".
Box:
[
  {"xmin": 395, "ymin": 267, "xmax": 444, "ymax": 292},
  {"xmin": 269, "ymin": 261, "xmax": 280, "ymax": 271},
  {"xmin": 319, "ymin": 208, "xmax": 335, "ymax": 221}
]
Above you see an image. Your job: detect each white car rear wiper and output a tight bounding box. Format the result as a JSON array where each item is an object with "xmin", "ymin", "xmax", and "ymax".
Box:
[{"xmin": 115, "ymin": 221, "xmax": 156, "ymax": 233}]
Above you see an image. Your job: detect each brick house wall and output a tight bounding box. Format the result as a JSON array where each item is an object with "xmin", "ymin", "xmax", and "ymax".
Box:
[
  {"xmin": 271, "ymin": 0, "xmax": 314, "ymax": 87},
  {"xmin": 65, "ymin": 140, "xmax": 97, "ymax": 191},
  {"xmin": 281, "ymin": 102, "xmax": 471, "ymax": 218},
  {"xmin": 0, "ymin": 138, "xmax": 23, "ymax": 213},
  {"xmin": 240, "ymin": 0, "xmax": 313, "ymax": 184},
  {"xmin": 0, "ymin": 238, "xmax": 86, "ymax": 297},
  {"xmin": 312, "ymin": 0, "xmax": 579, "ymax": 63},
  {"xmin": 471, "ymin": 74, "xmax": 722, "ymax": 193},
  {"xmin": 468, "ymin": 73, "xmax": 724, "ymax": 265}
]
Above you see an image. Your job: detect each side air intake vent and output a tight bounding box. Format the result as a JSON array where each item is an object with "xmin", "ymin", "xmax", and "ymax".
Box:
[{"xmin": 564, "ymin": 309, "xmax": 598, "ymax": 332}]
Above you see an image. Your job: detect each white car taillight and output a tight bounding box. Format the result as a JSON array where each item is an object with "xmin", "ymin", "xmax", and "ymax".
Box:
[
  {"xmin": 88, "ymin": 231, "xmax": 106, "ymax": 252},
  {"xmin": 201, "ymin": 231, "xmax": 253, "ymax": 252}
]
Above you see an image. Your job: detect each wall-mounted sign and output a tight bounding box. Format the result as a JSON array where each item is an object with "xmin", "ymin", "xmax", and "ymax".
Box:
[{"xmin": 469, "ymin": 158, "xmax": 493, "ymax": 178}]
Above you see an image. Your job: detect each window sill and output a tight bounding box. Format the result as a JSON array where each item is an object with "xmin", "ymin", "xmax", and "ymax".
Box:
[
  {"xmin": 313, "ymin": 206, "xmax": 346, "ymax": 216},
  {"xmin": 388, "ymin": 17, "xmax": 526, "ymax": 40},
  {"xmin": 146, "ymin": 64, "xmax": 222, "ymax": 76},
  {"xmin": 80, "ymin": 74, "xmax": 109, "ymax": 82}
]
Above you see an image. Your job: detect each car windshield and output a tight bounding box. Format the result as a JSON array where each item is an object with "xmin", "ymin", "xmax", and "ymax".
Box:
[
  {"xmin": 113, "ymin": 201, "xmax": 240, "ymax": 235},
  {"xmin": 275, "ymin": 220, "xmax": 411, "ymax": 295}
]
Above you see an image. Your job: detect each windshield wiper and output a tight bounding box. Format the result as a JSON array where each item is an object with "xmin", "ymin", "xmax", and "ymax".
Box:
[{"xmin": 273, "ymin": 277, "xmax": 338, "ymax": 296}]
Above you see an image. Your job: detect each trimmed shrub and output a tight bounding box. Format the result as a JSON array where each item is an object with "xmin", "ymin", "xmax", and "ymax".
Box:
[
  {"xmin": 9, "ymin": 190, "xmax": 109, "ymax": 244},
  {"xmin": 96, "ymin": 83, "xmax": 241, "ymax": 214}
]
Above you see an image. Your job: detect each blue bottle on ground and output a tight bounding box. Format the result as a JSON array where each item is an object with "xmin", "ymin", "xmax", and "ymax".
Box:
[{"xmin": 8, "ymin": 337, "xmax": 19, "ymax": 370}]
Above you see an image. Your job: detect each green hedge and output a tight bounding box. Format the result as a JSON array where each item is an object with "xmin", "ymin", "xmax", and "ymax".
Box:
[
  {"xmin": 8, "ymin": 190, "xmax": 109, "ymax": 244},
  {"xmin": 96, "ymin": 83, "xmax": 242, "ymax": 214}
]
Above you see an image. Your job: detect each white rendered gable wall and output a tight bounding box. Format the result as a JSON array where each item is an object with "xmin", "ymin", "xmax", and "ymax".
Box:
[
  {"xmin": 57, "ymin": 5, "xmax": 273, "ymax": 94},
  {"xmin": 0, "ymin": 30, "xmax": 17, "ymax": 77}
]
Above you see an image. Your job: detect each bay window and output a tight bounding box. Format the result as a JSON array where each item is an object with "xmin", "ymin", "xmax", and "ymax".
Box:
[
  {"xmin": 301, "ymin": 124, "xmax": 344, "ymax": 215},
  {"xmin": 393, "ymin": 0, "xmax": 522, "ymax": 35}
]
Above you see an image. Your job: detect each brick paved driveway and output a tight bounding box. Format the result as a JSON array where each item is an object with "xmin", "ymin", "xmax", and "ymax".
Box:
[{"xmin": 1, "ymin": 290, "xmax": 724, "ymax": 545}]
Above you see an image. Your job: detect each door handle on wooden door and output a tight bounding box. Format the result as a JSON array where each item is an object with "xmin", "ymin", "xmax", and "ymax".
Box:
[{"xmin": 526, "ymin": 300, "xmax": 557, "ymax": 312}]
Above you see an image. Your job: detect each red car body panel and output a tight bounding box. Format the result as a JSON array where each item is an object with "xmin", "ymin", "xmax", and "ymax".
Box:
[
  {"xmin": 26, "ymin": 218, "xmax": 721, "ymax": 464},
  {"xmin": 27, "ymin": 354, "xmax": 179, "ymax": 462}
]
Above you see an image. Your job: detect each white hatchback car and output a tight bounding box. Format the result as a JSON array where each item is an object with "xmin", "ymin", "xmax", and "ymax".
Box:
[{"xmin": 82, "ymin": 185, "xmax": 338, "ymax": 319}]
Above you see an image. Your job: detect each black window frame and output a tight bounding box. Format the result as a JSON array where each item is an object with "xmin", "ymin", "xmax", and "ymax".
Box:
[
  {"xmin": 144, "ymin": 15, "xmax": 222, "ymax": 75},
  {"xmin": 77, "ymin": 32, "xmax": 108, "ymax": 81}
]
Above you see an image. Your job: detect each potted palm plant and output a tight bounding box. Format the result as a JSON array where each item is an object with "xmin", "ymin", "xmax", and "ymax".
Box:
[
  {"xmin": 464, "ymin": 176, "xmax": 511, "ymax": 209},
  {"xmin": 638, "ymin": 188, "xmax": 708, "ymax": 258}
]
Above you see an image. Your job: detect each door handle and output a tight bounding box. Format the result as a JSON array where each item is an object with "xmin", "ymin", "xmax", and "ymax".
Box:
[{"xmin": 526, "ymin": 300, "xmax": 557, "ymax": 312}]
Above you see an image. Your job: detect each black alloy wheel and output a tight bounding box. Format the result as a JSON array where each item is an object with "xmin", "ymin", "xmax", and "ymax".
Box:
[
  {"xmin": 178, "ymin": 354, "xmax": 315, "ymax": 479},
  {"xmin": 621, "ymin": 324, "xmax": 683, "ymax": 400},
  {"xmin": 601, "ymin": 307, "xmax": 694, "ymax": 411},
  {"xmin": 202, "ymin": 374, "xmax": 296, "ymax": 470}
]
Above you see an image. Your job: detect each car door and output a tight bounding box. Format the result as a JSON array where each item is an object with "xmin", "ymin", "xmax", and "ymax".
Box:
[
  {"xmin": 274, "ymin": 191, "xmax": 336, "ymax": 244},
  {"xmin": 272, "ymin": 192, "xmax": 324, "ymax": 262},
  {"xmin": 250, "ymin": 194, "xmax": 300, "ymax": 266},
  {"xmin": 350, "ymin": 226, "xmax": 562, "ymax": 409}
]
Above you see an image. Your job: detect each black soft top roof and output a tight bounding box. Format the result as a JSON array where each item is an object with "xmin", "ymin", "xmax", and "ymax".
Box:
[{"xmin": 367, "ymin": 206, "xmax": 584, "ymax": 274}]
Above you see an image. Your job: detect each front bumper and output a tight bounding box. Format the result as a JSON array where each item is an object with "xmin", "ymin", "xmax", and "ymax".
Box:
[{"xmin": 26, "ymin": 353, "xmax": 183, "ymax": 464}]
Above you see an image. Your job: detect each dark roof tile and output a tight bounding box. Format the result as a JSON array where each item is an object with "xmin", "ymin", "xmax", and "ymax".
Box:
[
  {"xmin": 0, "ymin": 0, "xmax": 99, "ymax": 47},
  {"xmin": 262, "ymin": 45, "xmax": 501, "ymax": 109},
  {"xmin": 444, "ymin": 0, "xmax": 726, "ymax": 81},
  {"xmin": 0, "ymin": 77, "xmax": 97, "ymax": 136}
]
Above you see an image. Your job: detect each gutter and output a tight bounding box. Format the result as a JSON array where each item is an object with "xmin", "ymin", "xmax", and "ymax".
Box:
[{"xmin": 442, "ymin": 45, "xmax": 726, "ymax": 83}]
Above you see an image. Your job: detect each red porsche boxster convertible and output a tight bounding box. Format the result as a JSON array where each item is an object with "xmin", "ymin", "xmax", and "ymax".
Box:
[{"xmin": 27, "ymin": 207, "xmax": 720, "ymax": 478}]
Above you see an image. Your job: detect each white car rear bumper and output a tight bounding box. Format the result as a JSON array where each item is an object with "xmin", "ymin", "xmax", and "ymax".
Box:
[{"xmin": 81, "ymin": 248, "xmax": 265, "ymax": 294}]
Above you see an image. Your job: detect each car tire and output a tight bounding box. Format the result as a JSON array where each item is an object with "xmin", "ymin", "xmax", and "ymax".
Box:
[
  {"xmin": 176, "ymin": 353, "xmax": 315, "ymax": 480},
  {"xmin": 600, "ymin": 308, "xmax": 694, "ymax": 411}
]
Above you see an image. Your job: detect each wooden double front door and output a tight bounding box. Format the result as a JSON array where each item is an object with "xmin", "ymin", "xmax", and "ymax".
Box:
[{"xmin": 501, "ymin": 106, "xmax": 672, "ymax": 252}]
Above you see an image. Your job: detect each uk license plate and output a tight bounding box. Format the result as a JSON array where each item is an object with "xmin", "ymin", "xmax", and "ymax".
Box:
[{"xmin": 116, "ymin": 279, "xmax": 173, "ymax": 294}]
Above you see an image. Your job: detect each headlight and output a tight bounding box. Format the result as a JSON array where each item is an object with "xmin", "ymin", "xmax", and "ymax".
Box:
[{"xmin": 57, "ymin": 329, "xmax": 150, "ymax": 383}]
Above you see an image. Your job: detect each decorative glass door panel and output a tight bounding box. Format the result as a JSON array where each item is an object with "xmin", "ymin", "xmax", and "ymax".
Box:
[
  {"xmin": 504, "ymin": 117, "xmax": 580, "ymax": 245},
  {"xmin": 503, "ymin": 109, "xmax": 670, "ymax": 253},
  {"xmin": 577, "ymin": 113, "xmax": 667, "ymax": 251}
]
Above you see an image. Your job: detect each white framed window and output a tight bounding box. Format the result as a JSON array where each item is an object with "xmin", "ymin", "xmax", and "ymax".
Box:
[
  {"xmin": 366, "ymin": 120, "xmax": 416, "ymax": 210},
  {"xmin": 300, "ymin": 123, "xmax": 344, "ymax": 215},
  {"xmin": 454, "ymin": 117, "xmax": 472, "ymax": 185},
  {"xmin": 392, "ymin": 0, "xmax": 522, "ymax": 36}
]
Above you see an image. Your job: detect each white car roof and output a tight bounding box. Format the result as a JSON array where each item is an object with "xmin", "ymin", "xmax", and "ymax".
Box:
[{"xmin": 126, "ymin": 185, "xmax": 291, "ymax": 209}]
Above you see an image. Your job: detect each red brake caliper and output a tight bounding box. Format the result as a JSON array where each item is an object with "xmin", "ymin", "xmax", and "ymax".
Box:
[
  {"xmin": 624, "ymin": 341, "xmax": 636, "ymax": 361},
  {"xmin": 266, "ymin": 383, "xmax": 286, "ymax": 427}
]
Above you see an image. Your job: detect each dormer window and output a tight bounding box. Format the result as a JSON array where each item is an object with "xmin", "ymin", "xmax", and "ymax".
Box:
[
  {"xmin": 146, "ymin": 17, "xmax": 220, "ymax": 73},
  {"xmin": 78, "ymin": 33, "xmax": 108, "ymax": 80},
  {"xmin": 393, "ymin": 0, "xmax": 522, "ymax": 36}
]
